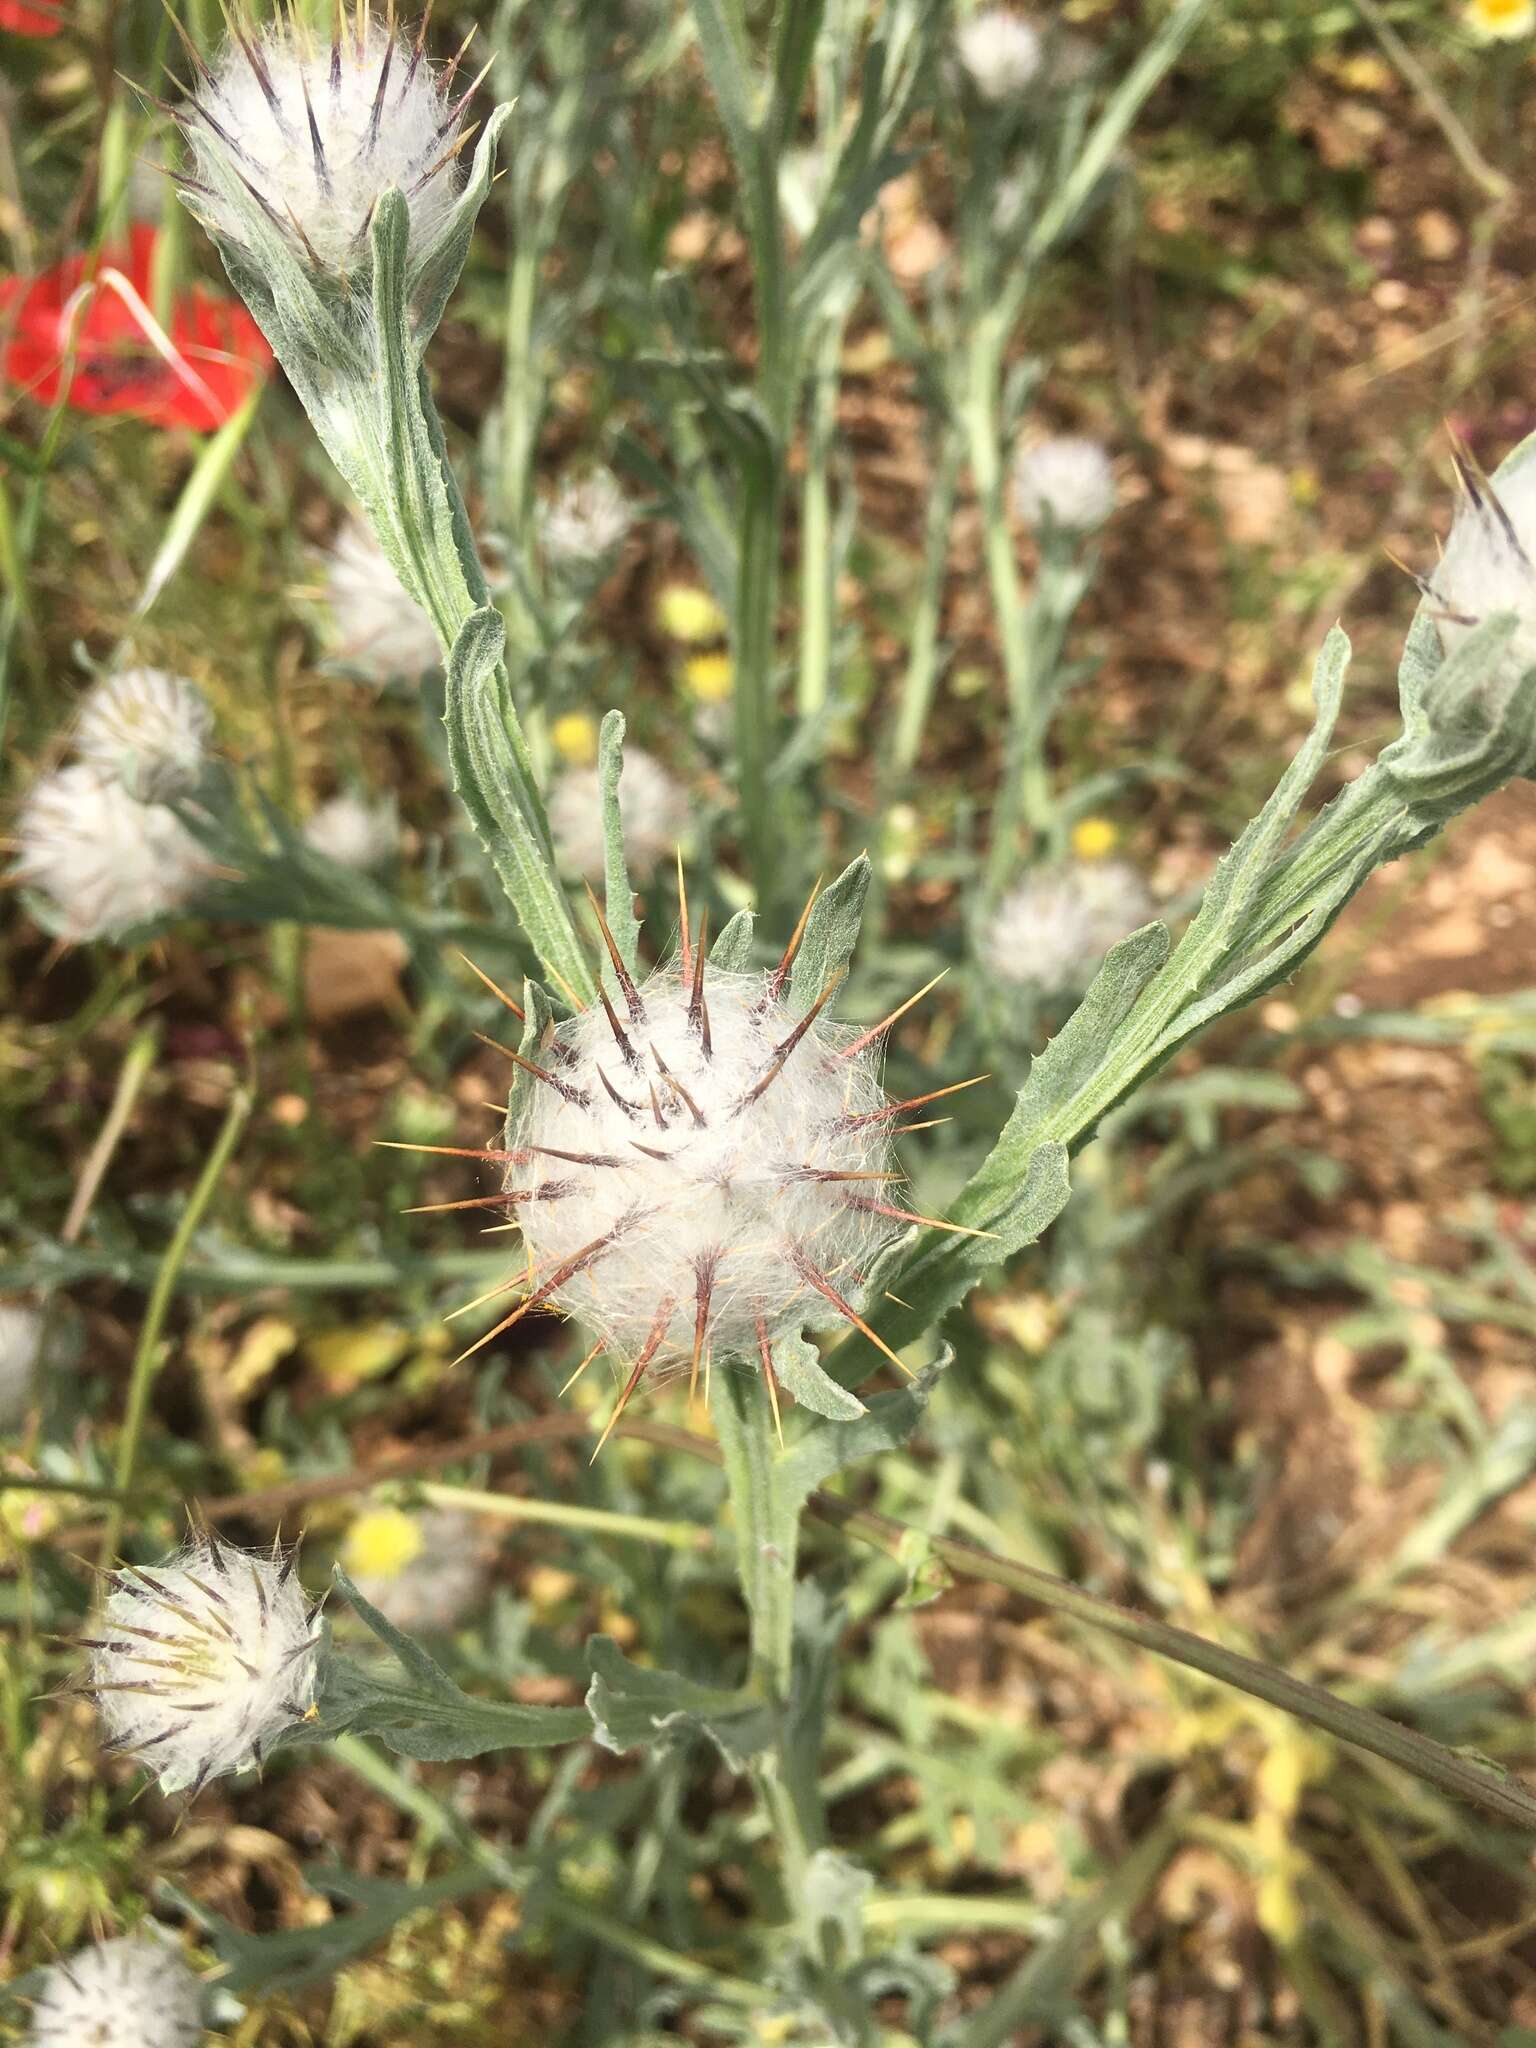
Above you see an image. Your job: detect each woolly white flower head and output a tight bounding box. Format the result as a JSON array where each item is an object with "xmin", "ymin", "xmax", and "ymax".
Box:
[
  {"xmin": 88, "ymin": 1532, "xmax": 321, "ymax": 1794},
  {"xmin": 539, "ymin": 471, "xmax": 632, "ymax": 570},
  {"xmin": 304, "ymin": 792, "xmax": 399, "ymax": 870},
  {"xmin": 492, "ymin": 955, "xmax": 907, "ymax": 1400},
  {"xmin": 184, "ymin": 11, "xmax": 475, "ymax": 272},
  {"xmin": 1011, "ymin": 436, "xmax": 1117, "ymax": 535},
  {"xmin": 0, "ymin": 1302, "xmax": 44, "ymax": 1432},
  {"xmin": 1428, "ymin": 446, "xmax": 1536, "ymax": 680},
  {"xmin": 956, "ymin": 8, "xmax": 1042, "ymax": 100},
  {"xmin": 12, "ymin": 765, "xmax": 204, "ymax": 941},
  {"xmin": 983, "ymin": 860, "xmax": 1155, "ymax": 995},
  {"xmin": 342, "ymin": 1505, "xmax": 489, "ymax": 1632},
  {"xmin": 548, "ymin": 749, "xmax": 689, "ymax": 880},
  {"xmin": 75, "ymin": 668, "xmax": 212, "ymax": 805},
  {"xmin": 319, "ymin": 514, "xmax": 442, "ymax": 682},
  {"xmin": 28, "ymin": 1930, "xmax": 201, "ymax": 2048}
]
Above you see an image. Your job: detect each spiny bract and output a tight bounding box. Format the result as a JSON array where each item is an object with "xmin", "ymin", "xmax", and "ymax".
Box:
[
  {"xmin": 88, "ymin": 1532, "xmax": 321, "ymax": 1794},
  {"xmin": 74, "ymin": 667, "xmax": 212, "ymax": 805},
  {"xmin": 478, "ymin": 932, "xmax": 918, "ymax": 1424},
  {"xmin": 27, "ymin": 1930, "xmax": 202, "ymax": 2048},
  {"xmin": 182, "ymin": 9, "xmax": 478, "ymax": 271},
  {"xmin": 1429, "ymin": 443, "xmax": 1536, "ymax": 681}
]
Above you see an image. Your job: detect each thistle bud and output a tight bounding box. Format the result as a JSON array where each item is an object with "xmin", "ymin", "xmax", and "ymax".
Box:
[
  {"xmin": 538, "ymin": 471, "xmax": 633, "ymax": 571},
  {"xmin": 320, "ymin": 513, "xmax": 442, "ymax": 682},
  {"xmin": 12, "ymin": 764, "xmax": 204, "ymax": 941},
  {"xmin": 303, "ymin": 792, "xmax": 399, "ymax": 870},
  {"xmin": 28, "ymin": 1930, "xmax": 202, "ymax": 2048},
  {"xmin": 956, "ymin": 8, "xmax": 1043, "ymax": 101},
  {"xmin": 548, "ymin": 749, "xmax": 689, "ymax": 880},
  {"xmin": 1011, "ymin": 436, "xmax": 1117, "ymax": 537},
  {"xmin": 87, "ymin": 1533, "xmax": 322, "ymax": 1794},
  {"xmin": 183, "ymin": 10, "xmax": 479, "ymax": 274},
  {"xmin": 982, "ymin": 861, "xmax": 1155, "ymax": 996},
  {"xmin": 0, "ymin": 1302, "xmax": 44, "ymax": 1432},
  {"xmin": 495, "ymin": 958, "xmax": 904, "ymax": 1397},
  {"xmin": 1428, "ymin": 442, "xmax": 1536, "ymax": 681},
  {"xmin": 74, "ymin": 667, "xmax": 212, "ymax": 805}
]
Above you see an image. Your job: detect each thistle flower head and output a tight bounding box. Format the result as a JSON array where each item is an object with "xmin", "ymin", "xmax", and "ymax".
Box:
[
  {"xmin": 303, "ymin": 791, "xmax": 399, "ymax": 870},
  {"xmin": 74, "ymin": 667, "xmax": 212, "ymax": 805},
  {"xmin": 341, "ymin": 1505, "xmax": 489, "ymax": 1632},
  {"xmin": 548, "ymin": 749, "xmax": 689, "ymax": 880},
  {"xmin": 319, "ymin": 514, "xmax": 442, "ymax": 681},
  {"xmin": 87, "ymin": 1532, "xmax": 321, "ymax": 1794},
  {"xmin": 956, "ymin": 8, "xmax": 1043, "ymax": 100},
  {"xmin": 492, "ymin": 950, "xmax": 905, "ymax": 1408},
  {"xmin": 0, "ymin": 1301, "xmax": 44, "ymax": 1432},
  {"xmin": 1428, "ymin": 444, "xmax": 1536, "ymax": 680},
  {"xmin": 183, "ymin": 8, "xmax": 477, "ymax": 273},
  {"xmin": 1011, "ymin": 436, "xmax": 1117, "ymax": 536},
  {"xmin": 28, "ymin": 1930, "xmax": 201, "ymax": 2048},
  {"xmin": 539, "ymin": 471, "xmax": 632, "ymax": 570},
  {"xmin": 982, "ymin": 860, "xmax": 1155, "ymax": 995},
  {"xmin": 12, "ymin": 764, "xmax": 204, "ymax": 941}
]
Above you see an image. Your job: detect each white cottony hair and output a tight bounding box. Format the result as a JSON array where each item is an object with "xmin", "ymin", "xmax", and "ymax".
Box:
[
  {"xmin": 304, "ymin": 792, "xmax": 399, "ymax": 870},
  {"xmin": 28, "ymin": 1930, "xmax": 202, "ymax": 2048},
  {"xmin": 345, "ymin": 1507, "xmax": 490, "ymax": 1633},
  {"xmin": 89, "ymin": 1533, "xmax": 322, "ymax": 1794},
  {"xmin": 320, "ymin": 514, "xmax": 442, "ymax": 682},
  {"xmin": 13, "ymin": 764, "xmax": 205, "ymax": 941},
  {"xmin": 539, "ymin": 471, "xmax": 633, "ymax": 568},
  {"xmin": 186, "ymin": 16, "xmax": 471, "ymax": 271},
  {"xmin": 1430, "ymin": 446, "xmax": 1536, "ymax": 679},
  {"xmin": 956, "ymin": 8, "xmax": 1042, "ymax": 100},
  {"xmin": 0, "ymin": 1302, "xmax": 45, "ymax": 1432},
  {"xmin": 548, "ymin": 749, "xmax": 690, "ymax": 881},
  {"xmin": 502, "ymin": 961, "xmax": 904, "ymax": 1375},
  {"xmin": 1011, "ymin": 436, "xmax": 1117, "ymax": 535},
  {"xmin": 983, "ymin": 861, "xmax": 1155, "ymax": 995},
  {"xmin": 74, "ymin": 668, "xmax": 212, "ymax": 805}
]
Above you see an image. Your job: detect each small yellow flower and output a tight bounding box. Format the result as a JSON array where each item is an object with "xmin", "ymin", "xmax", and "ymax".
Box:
[
  {"xmin": 681, "ymin": 651, "xmax": 733, "ymax": 703},
  {"xmin": 342, "ymin": 1506, "xmax": 425, "ymax": 1582},
  {"xmin": 1467, "ymin": 0, "xmax": 1534, "ymax": 37},
  {"xmin": 551, "ymin": 712, "xmax": 599, "ymax": 766},
  {"xmin": 655, "ymin": 583, "xmax": 726, "ymax": 644},
  {"xmin": 1070, "ymin": 815, "xmax": 1119, "ymax": 861}
]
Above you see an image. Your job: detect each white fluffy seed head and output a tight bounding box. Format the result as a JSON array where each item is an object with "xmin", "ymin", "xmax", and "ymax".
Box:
[
  {"xmin": 342, "ymin": 1506, "xmax": 490, "ymax": 1632},
  {"xmin": 74, "ymin": 668, "xmax": 212, "ymax": 804},
  {"xmin": 89, "ymin": 1534, "xmax": 321, "ymax": 1793},
  {"xmin": 28, "ymin": 1930, "xmax": 202, "ymax": 2048},
  {"xmin": 982, "ymin": 860, "xmax": 1155, "ymax": 995},
  {"xmin": 0, "ymin": 1302, "xmax": 44, "ymax": 1432},
  {"xmin": 956, "ymin": 8, "xmax": 1042, "ymax": 99},
  {"xmin": 303, "ymin": 792, "xmax": 399, "ymax": 870},
  {"xmin": 505, "ymin": 963, "xmax": 904, "ymax": 1370},
  {"xmin": 539, "ymin": 471, "xmax": 633, "ymax": 569},
  {"xmin": 1011, "ymin": 436, "xmax": 1117, "ymax": 535},
  {"xmin": 12, "ymin": 765, "xmax": 204, "ymax": 941},
  {"xmin": 320, "ymin": 514, "xmax": 442, "ymax": 681},
  {"xmin": 1430, "ymin": 449, "xmax": 1536, "ymax": 679},
  {"xmin": 548, "ymin": 749, "xmax": 690, "ymax": 880},
  {"xmin": 188, "ymin": 18, "xmax": 467, "ymax": 272}
]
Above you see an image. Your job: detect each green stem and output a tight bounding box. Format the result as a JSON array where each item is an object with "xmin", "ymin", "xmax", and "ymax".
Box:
[
  {"xmin": 796, "ymin": 316, "xmax": 843, "ymax": 719},
  {"xmin": 713, "ymin": 1370, "xmax": 827, "ymax": 1905},
  {"xmin": 888, "ymin": 431, "xmax": 962, "ymax": 777},
  {"xmin": 733, "ymin": 455, "xmax": 783, "ymax": 906},
  {"xmin": 100, "ymin": 1083, "xmax": 251, "ymax": 1563},
  {"xmin": 418, "ymin": 1479, "xmax": 711, "ymax": 1552}
]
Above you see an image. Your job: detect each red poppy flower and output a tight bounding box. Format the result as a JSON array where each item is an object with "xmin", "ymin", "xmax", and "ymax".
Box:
[
  {"xmin": 0, "ymin": 0, "xmax": 63, "ymax": 34},
  {"xmin": 0, "ymin": 223, "xmax": 271, "ymax": 432}
]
